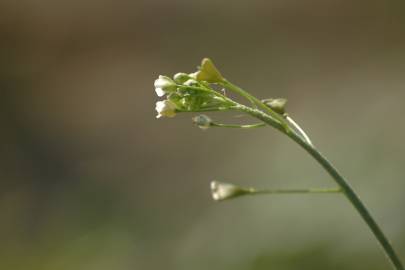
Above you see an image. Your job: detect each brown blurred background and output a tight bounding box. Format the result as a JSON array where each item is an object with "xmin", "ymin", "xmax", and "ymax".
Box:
[{"xmin": 1, "ymin": 1, "xmax": 405, "ymax": 269}]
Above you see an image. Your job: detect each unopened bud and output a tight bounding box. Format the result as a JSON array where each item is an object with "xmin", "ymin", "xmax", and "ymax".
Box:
[
  {"xmin": 192, "ymin": 115, "xmax": 212, "ymax": 130},
  {"xmin": 194, "ymin": 58, "xmax": 224, "ymax": 83},
  {"xmin": 262, "ymin": 98, "xmax": 287, "ymax": 115},
  {"xmin": 173, "ymin": 73, "xmax": 190, "ymax": 84},
  {"xmin": 210, "ymin": 181, "xmax": 250, "ymax": 201},
  {"xmin": 183, "ymin": 79, "xmax": 199, "ymax": 87}
]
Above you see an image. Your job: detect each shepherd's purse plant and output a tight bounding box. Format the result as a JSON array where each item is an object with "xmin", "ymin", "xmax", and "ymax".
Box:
[{"xmin": 154, "ymin": 58, "xmax": 404, "ymax": 270}]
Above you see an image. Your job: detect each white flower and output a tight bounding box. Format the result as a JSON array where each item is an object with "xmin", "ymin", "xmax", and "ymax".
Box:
[
  {"xmin": 210, "ymin": 181, "xmax": 247, "ymax": 201},
  {"xmin": 154, "ymin": 75, "xmax": 177, "ymax": 97},
  {"xmin": 155, "ymin": 87, "xmax": 165, "ymax": 97},
  {"xmin": 155, "ymin": 100, "xmax": 177, "ymax": 118}
]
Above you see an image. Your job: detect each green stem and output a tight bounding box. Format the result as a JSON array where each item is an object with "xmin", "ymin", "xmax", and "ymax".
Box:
[
  {"xmin": 233, "ymin": 104, "xmax": 286, "ymax": 133},
  {"xmin": 176, "ymin": 105, "xmax": 240, "ymax": 113},
  {"xmin": 241, "ymin": 105, "xmax": 404, "ymax": 270},
  {"xmin": 211, "ymin": 122, "xmax": 266, "ymax": 129},
  {"xmin": 177, "ymin": 108, "xmax": 226, "ymax": 113},
  {"xmin": 285, "ymin": 115, "xmax": 313, "ymax": 146},
  {"xmin": 289, "ymin": 132, "xmax": 404, "ymax": 270},
  {"xmin": 220, "ymin": 80, "xmax": 289, "ymax": 131},
  {"xmin": 177, "ymin": 84, "xmax": 234, "ymax": 103},
  {"xmin": 249, "ymin": 187, "xmax": 342, "ymax": 195}
]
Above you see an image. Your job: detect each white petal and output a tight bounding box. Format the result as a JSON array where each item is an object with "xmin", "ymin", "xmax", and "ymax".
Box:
[
  {"xmin": 155, "ymin": 101, "xmax": 164, "ymax": 112},
  {"xmin": 211, "ymin": 181, "xmax": 218, "ymax": 190},
  {"xmin": 155, "ymin": 88, "xmax": 165, "ymax": 97},
  {"xmin": 154, "ymin": 77, "xmax": 164, "ymax": 88},
  {"xmin": 155, "ymin": 100, "xmax": 176, "ymax": 118}
]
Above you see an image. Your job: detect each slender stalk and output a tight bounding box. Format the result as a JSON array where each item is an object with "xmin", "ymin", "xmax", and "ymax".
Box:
[
  {"xmin": 211, "ymin": 122, "xmax": 266, "ymax": 129},
  {"xmin": 288, "ymin": 131, "xmax": 404, "ymax": 270},
  {"xmin": 285, "ymin": 115, "xmax": 313, "ymax": 146},
  {"xmin": 243, "ymin": 106, "xmax": 404, "ymax": 270},
  {"xmin": 176, "ymin": 108, "xmax": 228, "ymax": 113},
  {"xmin": 248, "ymin": 187, "xmax": 342, "ymax": 195},
  {"xmin": 220, "ymin": 80, "xmax": 289, "ymax": 130}
]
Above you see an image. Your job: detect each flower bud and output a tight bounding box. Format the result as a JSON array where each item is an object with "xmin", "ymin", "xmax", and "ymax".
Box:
[
  {"xmin": 194, "ymin": 58, "xmax": 224, "ymax": 83},
  {"xmin": 173, "ymin": 73, "xmax": 190, "ymax": 84},
  {"xmin": 262, "ymin": 98, "xmax": 287, "ymax": 115},
  {"xmin": 155, "ymin": 100, "xmax": 177, "ymax": 118},
  {"xmin": 154, "ymin": 75, "xmax": 177, "ymax": 97},
  {"xmin": 183, "ymin": 79, "xmax": 199, "ymax": 87},
  {"xmin": 192, "ymin": 115, "xmax": 212, "ymax": 130},
  {"xmin": 188, "ymin": 72, "xmax": 198, "ymax": 80},
  {"xmin": 210, "ymin": 181, "xmax": 249, "ymax": 201}
]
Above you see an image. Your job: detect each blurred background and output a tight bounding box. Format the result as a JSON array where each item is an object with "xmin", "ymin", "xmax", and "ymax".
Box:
[{"xmin": 1, "ymin": 1, "xmax": 405, "ymax": 269}]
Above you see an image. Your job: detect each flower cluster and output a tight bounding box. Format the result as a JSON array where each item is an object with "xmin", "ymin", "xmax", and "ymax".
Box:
[
  {"xmin": 154, "ymin": 59, "xmax": 230, "ymax": 119},
  {"xmin": 153, "ymin": 59, "xmax": 405, "ymax": 270},
  {"xmin": 154, "ymin": 76, "xmax": 178, "ymax": 118}
]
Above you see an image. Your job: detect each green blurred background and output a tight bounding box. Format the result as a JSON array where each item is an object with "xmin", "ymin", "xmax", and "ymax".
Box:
[{"xmin": 1, "ymin": 1, "xmax": 405, "ymax": 269}]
